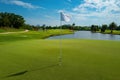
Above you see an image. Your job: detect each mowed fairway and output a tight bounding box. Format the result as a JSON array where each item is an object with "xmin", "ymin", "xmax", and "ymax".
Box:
[{"xmin": 0, "ymin": 39, "xmax": 120, "ymax": 80}]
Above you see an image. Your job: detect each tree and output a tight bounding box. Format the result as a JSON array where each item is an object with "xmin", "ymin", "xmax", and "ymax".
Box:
[
  {"xmin": 0, "ymin": 12, "xmax": 25, "ymax": 28},
  {"xmin": 72, "ymin": 23, "xmax": 75, "ymax": 30},
  {"xmin": 42, "ymin": 24, "xmax": 46, "ymax": 31},
  {"xmin": 116, "ymin": 25, "xmax": 120, "ymax": 30},
  {"xmin": 72, "ymin": 23, "xmax": 75, "ymax": 26},
  {"xmin": 101, "ymin": 24, "xmax": 107, "ymax": 32},
  {"xmin": 91, "ymin": 25, "xmax": 99, "ymax": 32},
  {"xmin": 61, "ymin": 24, "xmax": 71, "ymax": 29},
  {"xmin": 109, "ymin": 22, "xmax": 117, "ymax": 33}
]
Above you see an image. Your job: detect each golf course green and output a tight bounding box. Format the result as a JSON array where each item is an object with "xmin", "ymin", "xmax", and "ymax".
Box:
[{"xmin": 0, "ymin": 30, "xmax": 120, "ymax": 80}]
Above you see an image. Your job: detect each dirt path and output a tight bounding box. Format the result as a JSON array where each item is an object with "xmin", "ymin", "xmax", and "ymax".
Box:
[{"xmin": 0, "ymin": 30, "xmax": 29, "ymax": 34}]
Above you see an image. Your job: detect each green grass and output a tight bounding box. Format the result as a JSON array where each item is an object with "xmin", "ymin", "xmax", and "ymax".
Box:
[
  {"xmin": 0, "ymin": 29, "xmax": 73, "ymax": 42},
  {"xmin": 0, "ymin": 28, "xmax": 24, "ymax": 33},
  {"xmin": 104, "ymin": 30, "xmax": 120, "ymax": 35},
  {"xmin": 98, "ymin": 30, "xmax": 120, "ymax": 35},
  {"xmin": 0, "ymin": 29, "xmax": 120, "ymax": 80},
  {"xmin": 0, "ymin": 39, "xmax": 120, "ymax": 80},
  {"xmin": 0, "ymin": 29, "xmax": 6, "ymax": 33}
]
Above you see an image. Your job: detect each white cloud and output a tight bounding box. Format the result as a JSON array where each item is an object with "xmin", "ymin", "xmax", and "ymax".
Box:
[
  {"xmin": 71, "ymin": 0, "xmax": 120, "ymax": 25},
  {"xmin": 11, "ymin": 0, "xmax": 39, "ymax": 9},
  {"xmin": 1, "ymin": 0, "xmax": 43, "ymax": 9},
  {"xmin": 73, "ymin": 0, "xmax": 120, "ymax": 14}
]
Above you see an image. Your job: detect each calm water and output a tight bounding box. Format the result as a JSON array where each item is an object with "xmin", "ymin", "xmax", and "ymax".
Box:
[{"xmin": 47, "ymin": 31, "xmax": 120, "ymax": 40}]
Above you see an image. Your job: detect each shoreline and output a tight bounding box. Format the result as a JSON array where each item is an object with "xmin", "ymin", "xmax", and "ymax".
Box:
[{"xmin": 0, "ymin": 29, "xmax": 74, "ymax": 42}]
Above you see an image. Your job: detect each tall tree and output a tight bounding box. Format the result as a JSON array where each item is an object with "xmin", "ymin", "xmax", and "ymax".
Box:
[
  {"xmin": 109, "ymin": 22, "xmax": 117, "ymax": 33},
  {"xmin": 91, "ymin": 25, "xmax": 99, "ymax": 32},
  {"xmin": 101, "ymin": 24, "xmax": 107, "ymax": 32},
  {"xmin": 0, "ymin": 12, "xmax": 25, "ymax": 28},
  {"xmin": 72, "ymin": 23, "xmax": 75, "ymax": 30}
]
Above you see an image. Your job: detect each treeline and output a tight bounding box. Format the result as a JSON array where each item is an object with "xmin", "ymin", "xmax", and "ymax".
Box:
[
  {"xmin": 0, "ymin": 12, "xmax": 120, "ymax": 33},
  {"xmin": 0, "ymin": 12, "xmax": 25, "ymax": 28},
  {"xmin": 22, "ymin": 24, "xmax": 91, "ymax": 31},
  {"xmin": 0, "ymin": 12, "xmax": 90, "ymax": 31},
  {"xmin": 91, "ymin": 22, "xmax": 120, "ymax": 33},
  {"xmin": 0, "ymin": 12, "xmax": 91, "ymax": 31}
]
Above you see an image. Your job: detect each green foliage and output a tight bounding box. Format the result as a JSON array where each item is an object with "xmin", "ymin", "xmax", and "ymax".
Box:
[
  {"xmin": 91, "ymin": 25, "xmax": 99, "ymax": 32},
  {"xmin": 79, "ymin": 26, "xmax": 91, "ymax": 31},
  {"xmin": 91, "ymin": 22, "xmax": 120, "ymax": 34},
  {"xmin": 116, "ymin": 25, "xmax": 120, "ymax": 30},
  {"xmin": 0, "ymin": 12, "xmax": 25, "ymax": 28},
  {"xmin": 101, "ymin": 24, "xmax": 108, "ymax": 32},
  {"xmin": 109, "ymin": 22, "xmax": 117, "ymax": 33},
  {"xmin": 72, "ymin": 23, "xmax": 75, "ymax": 26},
  {"xmin": 61, "ymin": 24, "xmax": 72, "ymax": 29}
]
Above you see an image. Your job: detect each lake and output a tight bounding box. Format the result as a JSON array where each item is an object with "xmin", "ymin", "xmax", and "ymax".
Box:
[{"xmin": 47, "ymin": 31, "xmax": 120, "ymax": 40}]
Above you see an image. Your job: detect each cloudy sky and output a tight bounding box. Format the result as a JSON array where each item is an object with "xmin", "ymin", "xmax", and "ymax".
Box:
[{"xmin": 0, "ymin": 0, "xmax": 120, "ymax": 26}]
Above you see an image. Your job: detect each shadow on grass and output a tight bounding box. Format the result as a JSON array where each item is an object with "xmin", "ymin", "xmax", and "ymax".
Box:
[
  {"xmin": 5, "ymin": 70, "xmax": 28, "ymax": 78},
  {"xmin": 2, "ymin": 64, "xmax": 59, "ymax": 79}
]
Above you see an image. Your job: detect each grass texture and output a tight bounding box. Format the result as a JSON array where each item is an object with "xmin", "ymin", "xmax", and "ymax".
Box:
[{"xmin": 0, "ymin": 39, "xmax": 120, "ymax": 80}]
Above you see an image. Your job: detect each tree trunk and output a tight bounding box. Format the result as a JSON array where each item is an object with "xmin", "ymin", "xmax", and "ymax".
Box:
[{"xmin": 111, "ymin": 30, "xmax": 113, "ymax": 33}]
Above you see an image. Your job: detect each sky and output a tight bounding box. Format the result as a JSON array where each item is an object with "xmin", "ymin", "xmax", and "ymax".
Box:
[{"xmin": 0, "ymin": 0, "xmax": 120, "ymax": 26}]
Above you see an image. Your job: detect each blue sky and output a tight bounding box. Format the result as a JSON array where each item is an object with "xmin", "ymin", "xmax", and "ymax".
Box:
[{"xmin": 0, "ymin": 0, "xmax": 120, "ymax": 26}]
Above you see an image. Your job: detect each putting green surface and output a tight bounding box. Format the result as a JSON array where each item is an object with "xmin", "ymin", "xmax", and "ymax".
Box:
[{"xmin": 0, "ymin": 39, "xmax": 120, "ymax": 80}]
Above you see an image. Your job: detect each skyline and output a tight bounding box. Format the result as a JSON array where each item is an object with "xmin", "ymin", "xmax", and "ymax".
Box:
[{"xmin": 0, "ymin": 0, "xmax": 120, "ymax": 26}]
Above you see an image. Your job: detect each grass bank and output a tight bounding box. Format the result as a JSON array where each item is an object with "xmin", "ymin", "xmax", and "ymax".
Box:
[
  {"xmin": 0, "ymin": 39, "xmax": 120, "ymax": 80},
  {"xmin": 0, "ymin": 28, "xmax": 24, "ymax": 33},
  {"xmin": 0, "ymin": 29, "xmax": 73, "ymax": 42},
  {"xmin": 98, "ymin": 30, "xmax": 120, "ymax": 35},
  {"xmin": 103, "ymin": 30, "xmax": 120, "ymax": 35}
]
